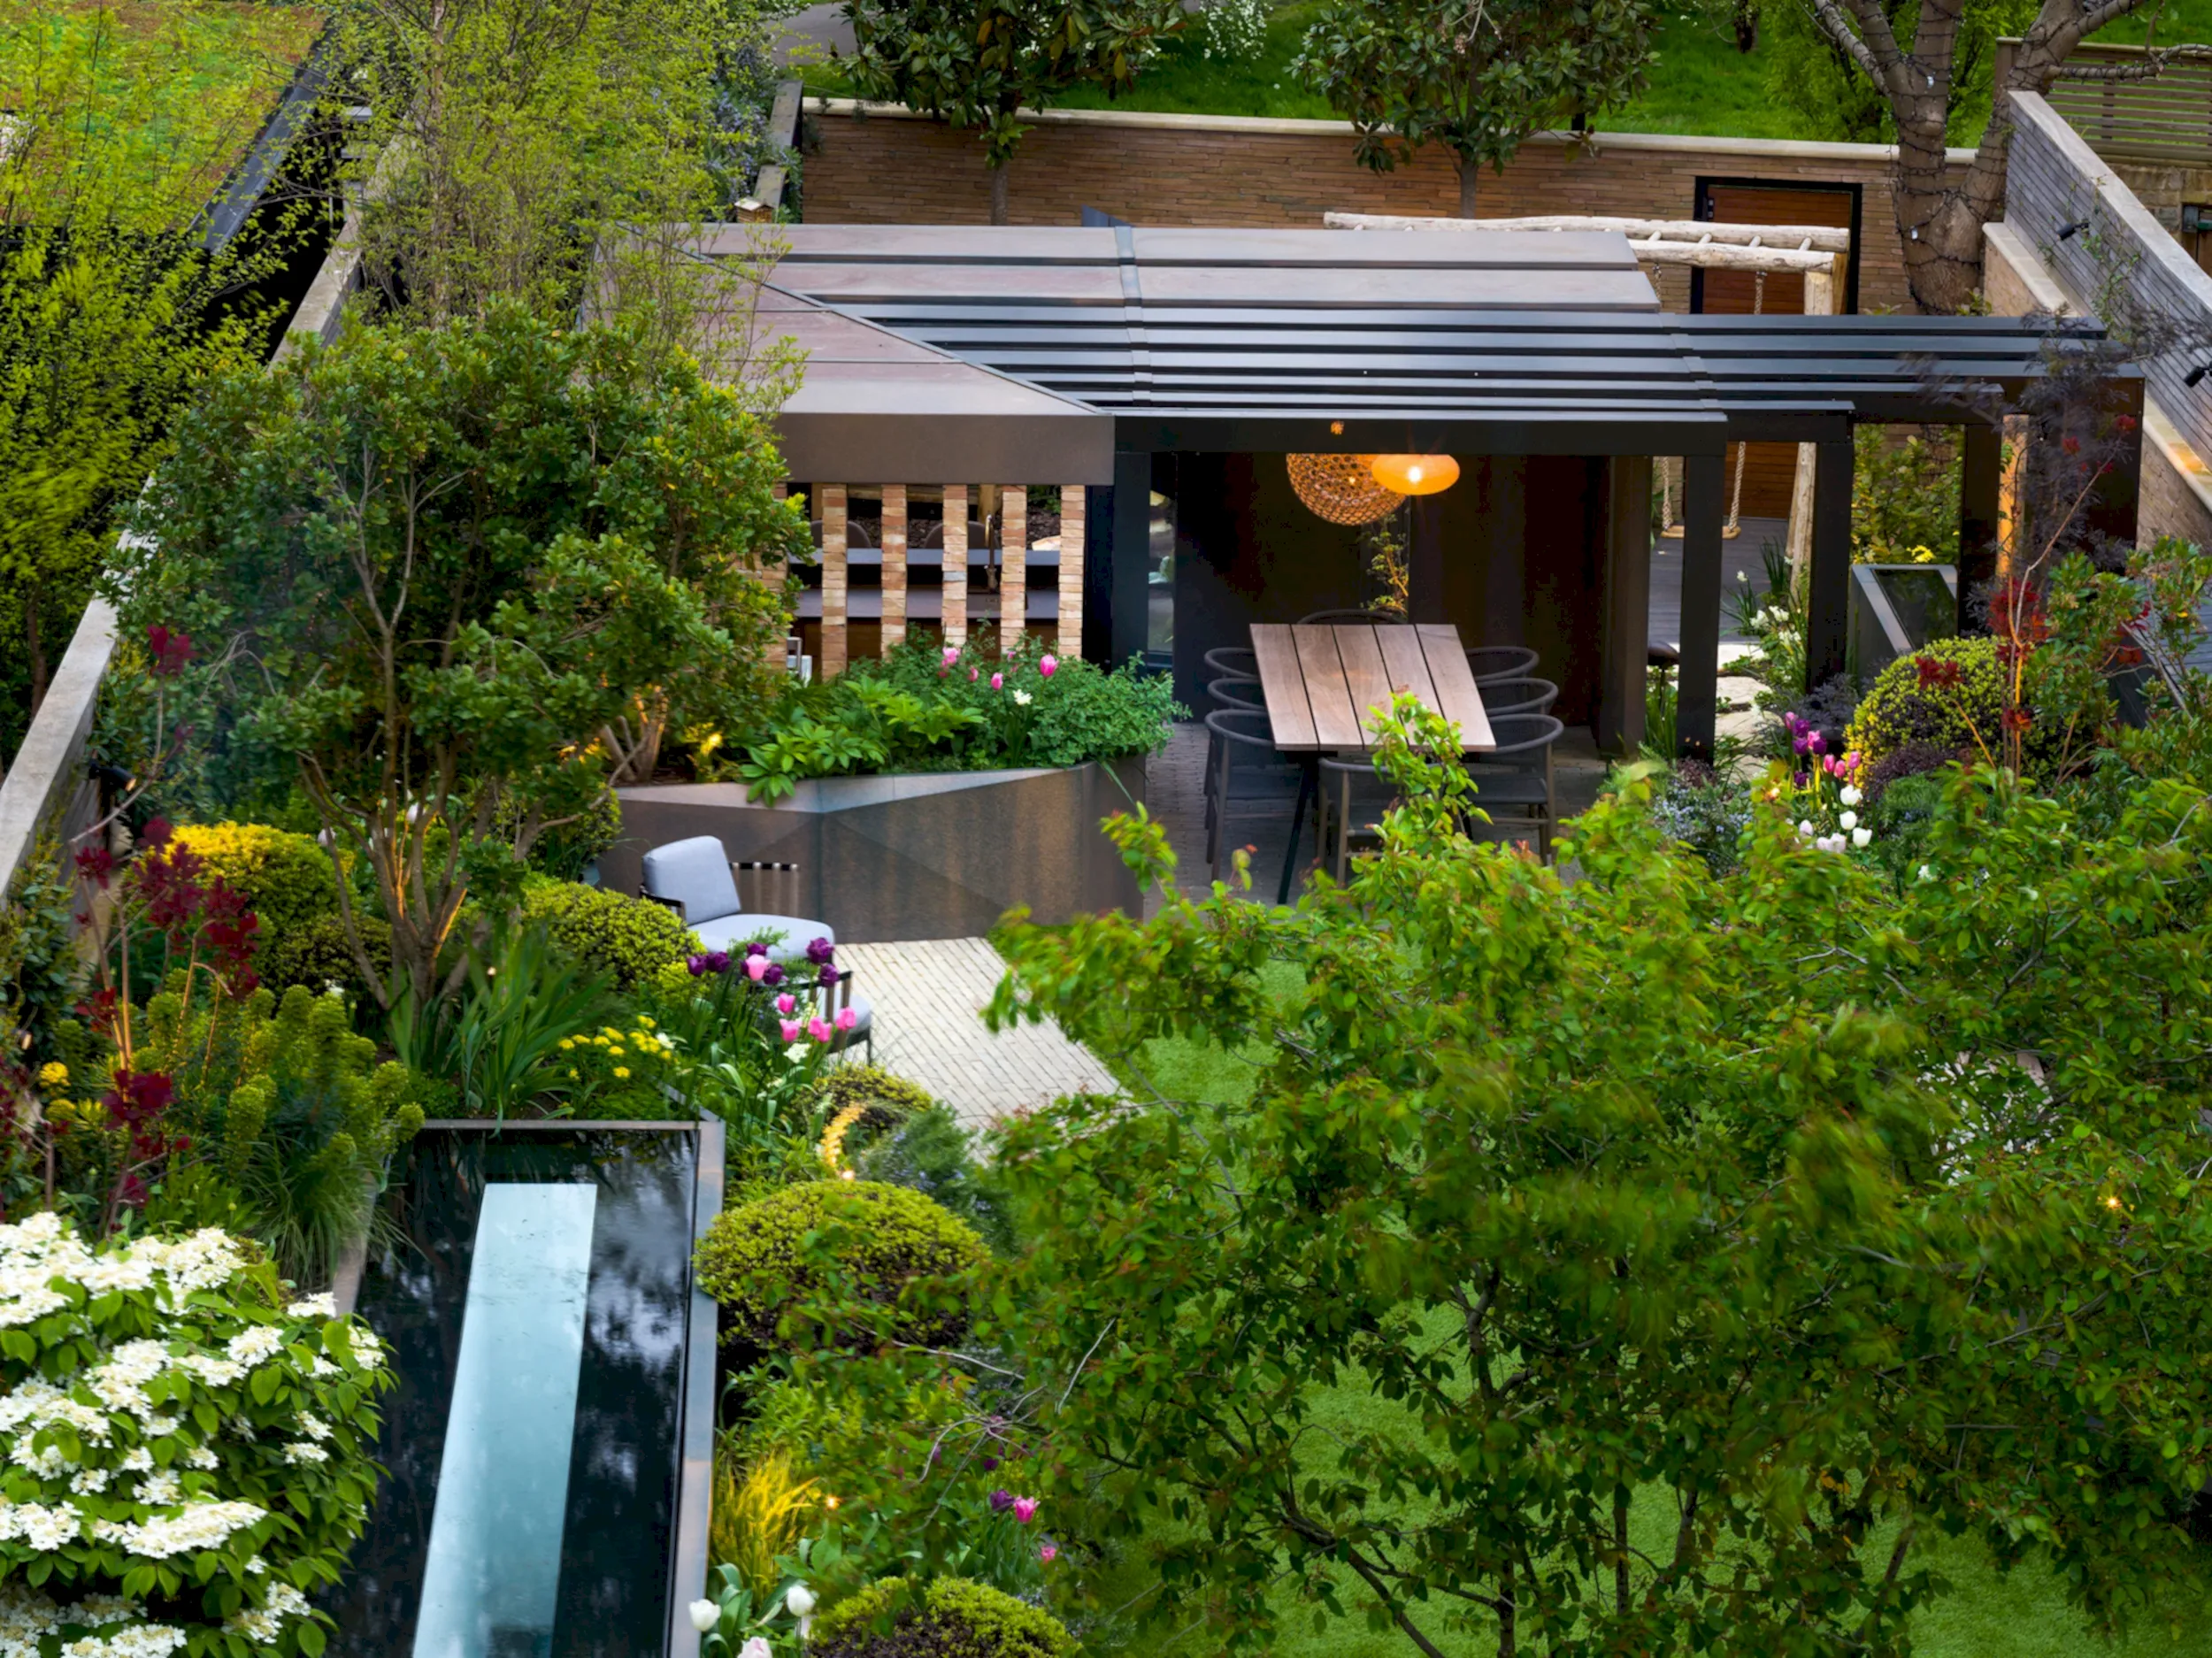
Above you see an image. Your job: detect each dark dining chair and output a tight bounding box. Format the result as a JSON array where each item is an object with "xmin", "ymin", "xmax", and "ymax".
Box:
[
  {"xmin": 1299, "ymin": 607, "xmax": 1394, "ymax": 625},
  {"xmin": 1202, "ymin": 645, "xmax": 1258, "ymax": 679},
  {"xmin": 1460, "ymin": 713, "xmax": 1564, "ymax": 861},
  {"xmin": 1318, "ymin": 756, "xmax": 1406, "ymax": 883},
  {"xmin": 1202, "ymin": 710, "xmax": 1306, "ymax": 882},
  {"xmin": 1465, "ymin": 645, "xmax": 1541, "ymax": 684},
  {"xmin": 1476, "ymin": 677, "xmax": 1559, "ymax": 719},
  {"xmin": 1207, "ymin": 676, "xmax": 1266, "ymax": 713}
]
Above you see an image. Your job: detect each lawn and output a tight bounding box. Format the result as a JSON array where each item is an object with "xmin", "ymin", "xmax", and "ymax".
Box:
[
  {"xmin": 804, "ymin": 0, "xmax": 2212, "ymax": 144},
  {"xmin": 1083, "ymin": 1009, "xmax": 2212, "ymax": 1658}
]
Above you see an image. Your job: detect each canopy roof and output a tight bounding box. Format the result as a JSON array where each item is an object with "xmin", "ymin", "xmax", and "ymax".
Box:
[{"xmin": 713, "ymin": 224, "xmax": 2111, "ymax": 482}]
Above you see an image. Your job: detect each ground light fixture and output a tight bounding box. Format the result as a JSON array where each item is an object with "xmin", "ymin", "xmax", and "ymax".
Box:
[{"xmin": 1369, "ymin": 454, "xmax": 1461, "ymax": 495}]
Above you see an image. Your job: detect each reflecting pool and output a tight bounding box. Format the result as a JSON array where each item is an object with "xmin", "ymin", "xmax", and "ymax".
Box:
[{"xmin": 320, "ymin": 1128, "xmax": 703, "ymax": 1657}]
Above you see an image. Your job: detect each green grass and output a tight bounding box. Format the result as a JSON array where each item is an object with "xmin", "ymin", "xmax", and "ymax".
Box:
[
  {"xmin": 1081, "ymin": 1017, "xmax": 2212, "ymax": 1658},
  {"xmin": 805, "ymin": 1, "xmax": 2212, "ymax": 143}
]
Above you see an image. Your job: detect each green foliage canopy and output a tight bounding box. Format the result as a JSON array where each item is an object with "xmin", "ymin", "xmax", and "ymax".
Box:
[
  {"xmin": 985, "ymin": 703, "xmax": 2212, "ymax": 1656},
  {"xmin": 1296, "ymin": 0, "xmax": 1661, "ymax": 214},
  {"xmin": 112, "ymin": 304, "xmax": 806, "ymax": 1009}
]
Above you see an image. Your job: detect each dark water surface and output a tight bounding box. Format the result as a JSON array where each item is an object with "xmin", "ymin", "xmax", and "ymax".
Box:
[{"xmin": 320, "ymin": 1129, "xmax": 699, "ymax": 1658}]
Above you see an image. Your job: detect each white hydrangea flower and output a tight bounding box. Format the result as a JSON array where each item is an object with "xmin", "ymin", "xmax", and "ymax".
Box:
[
  {"xmin": 285, "ymin": 1295, "xmax": 336, "ymax": 1321},
  {"xmin": 59, "ymin": 1623, "xmax": 188, "ymax": 1657},
  {"xmin": 93, "ymin": 1501, "xmax": 266, "ymax": 1559},
  {"xmin": 295, "ymin": 1414, "xmax": 332, "ymax": 1444},
  {"xmin": 134, "ymin": 1473, "xmax": 181, "ymax": 1507},
  {"xmin": 224, "ymin": 1326, "xmax": 284, "ymax": 1369},
  {"xmin": 183, "ymin": 1446, "xmax": 219, "ymax": 1471},
  {"xmin": 68, "ymin": 1470, "xmax": 108, "ymax": 1496},
  {"xmin": 88, "ymin": 1340, "xmax": 170, "ymax": 1416},
  {"xmin": 309, "ymin": 1357, "xmax": 338, "ymax": 1378},
  {"xmin": 0, "ymin": 1502, "xmax": 85, "ymax": 1551},
  {"xmin": 140, "ymin": 1417, "xmax": 180, "ymax": 1439},
  {"xmin": 119, "ymin": 1448, "xmax": 152, "ymax": 1473},
  {"xmin": 280, "ymin": 1443, "xmax": 328, "ymax": 1467}
]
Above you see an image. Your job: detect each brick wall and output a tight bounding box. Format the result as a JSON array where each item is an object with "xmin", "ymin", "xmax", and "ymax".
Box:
[{"xmin": 801, "ymin": 103, "xmax": 1971, "ymax": 316}]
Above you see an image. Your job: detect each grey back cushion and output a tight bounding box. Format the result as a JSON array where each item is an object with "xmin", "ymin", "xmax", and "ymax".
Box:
[{"xmin": 640, "ymin": 836, "xmax": 741, "ymax": 924}]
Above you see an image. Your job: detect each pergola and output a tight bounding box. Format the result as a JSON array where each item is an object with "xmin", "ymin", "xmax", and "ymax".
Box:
[{"xmin": 716, "ymin": 224, "xmax": 2139, "ymax": 756}]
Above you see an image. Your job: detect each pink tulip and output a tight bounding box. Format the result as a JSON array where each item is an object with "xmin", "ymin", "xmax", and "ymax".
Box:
[
  {"xmin": 745, "ymin": 955, "xmax": 769, "ymax": 982},
  {"xmin": 1039, "ymin": 1542, "xmax": 1058, "ymax": 1563},
  {"xmin": 1011, "ymin": 1496, "xmax": 1038, "ymax": 1524},
  {"xmin": 941, "ymin": 645, "xmax": 959, "ymax": 666},
  {"xmin": 968, "ymin": 667, "xmax": 979, "ymax": 681},
  {"xmin": 990, "ymin": 672, "xmax": 1003, "ymax": 690},
  {"xmin": 834, "ymin": 1007, "xmax": 857, "ymax": 1032},
  {"xmin": 807, "ymin": 1017, "xmax": 833, "ymax": 1043},
  {"xmin": 775, "ymin": 994, "xmax": 795, "ymax": 1016},
  {"xmin": 1038, "ymin": 654, "xmax": 1057, "ymax": 678},
  {"xmin": 779, "ymin": 1019, "xmax": 802, "ymax": 1042}
]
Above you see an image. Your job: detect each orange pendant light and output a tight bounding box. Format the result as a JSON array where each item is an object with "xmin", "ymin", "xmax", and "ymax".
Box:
[{"xmin": 1368, "ymin": 454, "xmax": 1460, "ymax": 495}]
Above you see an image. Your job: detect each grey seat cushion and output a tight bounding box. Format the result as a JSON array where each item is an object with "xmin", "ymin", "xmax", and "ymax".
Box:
[
  {"xmin": 695, "ymin": 913, "xmax": 837, "ymax": 959},
  {"xmin": 641, "ymin": 836, "xmax": 741, "ymax": 925}
]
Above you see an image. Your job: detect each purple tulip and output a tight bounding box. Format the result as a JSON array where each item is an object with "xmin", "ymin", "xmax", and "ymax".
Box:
[
  {"xmin": 687, "ymin": 954, "xmax": 708, "ymax": 977},
  {"xmin": 746, "ymin": 940, "xmax": 771, "ymax": 958},
  {"xmin": 762, "ymin": 963, "xmax": 785, "ymax": 986},
  {"xmin": 818, "ymin": 964, "xmax": 840, "ymax": 987},
  {"xmin": 704, "ymin": 949, "xmax": 732, "ymax": 975},
  {"xmin": 1792, "ymin": 734, "xmax": 1810, "ymax": 755},
  {"xmin": 989, "ymin": 1489, "xmax": 1014, "ymax": 1513},
  {"xmin": 806, "ymin": 937, "xmax": 835, "ymax": 965}
]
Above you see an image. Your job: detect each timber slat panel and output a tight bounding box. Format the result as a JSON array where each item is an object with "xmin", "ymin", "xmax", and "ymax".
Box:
[
  {"xmin": 1249, "ymin": 626, "xmax": 1318, "ymax": 750},
  {"xmin": 1333, "ymin": 626, "xmax": 1395, "ymax": 746},
  {"xmin": 1375, "ymin": 626, "xmax": 1441, "ymax": 711},
  {"xmin": 1294, "ymin": 625, "xmax": 1366, "ymax": 749},
  {"xmin": 1417, "ymin": 626, "xmax": 1496, "ymax": 751}
]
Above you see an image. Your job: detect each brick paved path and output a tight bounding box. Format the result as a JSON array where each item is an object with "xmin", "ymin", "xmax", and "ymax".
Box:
[{"xmin": 837, "ymin": 937, "xmax": 1121, "ymax": 1126}]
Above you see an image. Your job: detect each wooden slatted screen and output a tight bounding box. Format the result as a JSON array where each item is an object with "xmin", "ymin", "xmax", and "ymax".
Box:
[{"xmin": 2002, "ymin": 39, "xmax": 2212, "ymax": 166}]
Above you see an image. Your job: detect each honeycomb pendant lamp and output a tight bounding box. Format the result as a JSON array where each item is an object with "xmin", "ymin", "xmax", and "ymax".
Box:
[{"xmin": 1286, "ymin": 453, "xmax": 1403, "ymax": 525}]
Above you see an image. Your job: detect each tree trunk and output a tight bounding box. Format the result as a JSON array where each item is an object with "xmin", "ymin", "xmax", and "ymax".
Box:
[
  {"xmin": 1732, "ymin": 0, "xmax": 1758, "ymax": 52},
  {"xmin": 1457, "ymin": 159, "xmax": 1478, "ymax": 219},
  {"xmin": 24, "ymin": 587, "xmax": 46, "ymax": 720},
  {"xmin": 989, "ymin": 159, "xmax": 1010, "ymax": 226}
]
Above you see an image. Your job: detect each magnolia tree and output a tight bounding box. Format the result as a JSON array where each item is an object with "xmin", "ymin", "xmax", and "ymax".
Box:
[
  {"xmin": 0, "ymin": 1213, "xmax": 388, "ymax": 1656},
  {"xmin": 1297, "ymin": 0, "xmax": 1661, "ymax": 217},
  {"xmin": 843, "ymin": 0, "xmax": 1187, "ymax": 224},
  {"xmin": 111, "ymin": 304, "xmax": 807, "ymax": 1012},
  {"xmin": 981, "ymin": 705, "xmax": 2212, "ymax": 1655}
]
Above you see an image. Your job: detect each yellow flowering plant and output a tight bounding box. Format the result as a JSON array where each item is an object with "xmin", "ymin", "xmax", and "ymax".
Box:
[{"xmin": 557, "ymin": 1017, "xmax": 682, "ymax": 1119}]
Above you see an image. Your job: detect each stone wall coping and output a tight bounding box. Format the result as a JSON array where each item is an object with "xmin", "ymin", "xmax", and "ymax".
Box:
[{"xmin": 811, "ymin": 96, "xmax": 1978, "ymax": 166}]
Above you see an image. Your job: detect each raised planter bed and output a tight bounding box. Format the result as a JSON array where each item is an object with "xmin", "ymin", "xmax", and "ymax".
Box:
[{"xmin": 599, "ymin": 757, "xmax": 1146, "ymax": 942}]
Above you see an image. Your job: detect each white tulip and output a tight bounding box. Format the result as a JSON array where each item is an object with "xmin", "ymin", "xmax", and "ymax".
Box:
[
  {"xmin": 1797, "ymin": 820, "xmax": 1815, "ymax": 839},
  {"xmin": 786, "ymin": 1585, "xmax": 817, "ymax": 1617},
  {"xmin": 1839, "ymin": 785, "xmax": 1863, "ymax": 807},
  {"xmin": 687, "ymin": 1600, "xmax": 720, "ymax": 1634},
  {"xmin": 1917, "ymin": 864, "xmax": 1935, "ymax": 882},
  {"xmin": 1838, "ymin": 810, "xmax": 1858, "ymax": 831},
  {"xmin": 1851, "ymin": 826, "xmax": 1873, "ymax": 848},
  {"xmin": 741, "ymin": 1640, "xmax": 774, "ymax": 1658}
]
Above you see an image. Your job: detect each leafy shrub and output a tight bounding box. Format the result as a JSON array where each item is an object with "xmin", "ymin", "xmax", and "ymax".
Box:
[
  {"xmin": 1852, "ymin": 426, "xmax": 1959, "ymax": 565},
  {"xmin": 492, "ymin": 793, "xmax": 624, "ymax": 882},
  {"xmin": 733, "ymin": 638, "xmax": 1182, "ymax": 801},
  {"xmin": 1843, "ymin": 635, "xmax": 2005, "ymax": 773},
  {"xmin": 1646, "ymin": 764, "xmax": 1752, "ymax": 877},
  {"xmin": 857, "ymin": 1103, "xmax": 1018, "ymax": 1255},
  {"xmin": 520, "ymin": 876, "xmax": 697, "ymax": 989},
  {"xmin": 805, "ymin": 1065, "xmax": 933, "ymax": 1158},
  {"xmin": 710, "ymin": 1442, "xmax": 818, "ymax": 1602},
  {"xmin": 1860, "ymin": 740, "xmax": 1961, "ymax": 805},
  {"xmin": 811, "ymin": 1577, "xmax": 1073, "ymax": 1658},
  {"xmin": 171, "ymin": 821, "xmax": 341, "ymax": 939},
  {"xmin": 0, "ymin": 1212, "xmax": 390, "ymax": 1656},
  {"xmin": 261, "ymin": 912, "xmax": 392, "ymax": 1002},
  {"xmin": 695, "ymin": 1181, "xmax": 989, "ymax": 1356}
]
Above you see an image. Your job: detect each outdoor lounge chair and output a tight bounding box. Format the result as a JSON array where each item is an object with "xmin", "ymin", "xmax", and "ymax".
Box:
[{"xmin": 640, "ymin": 836, "xmax": 836, "ymax": 960}]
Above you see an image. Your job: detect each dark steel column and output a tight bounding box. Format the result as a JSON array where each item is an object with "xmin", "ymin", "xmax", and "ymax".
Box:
[
  {"xmin": 1808, "ymin": 434, "xmax": 1855, "ymax": 691},
  {"xmin": 1677, "ymin": 452, "xmax": 1725, "ymax": 762},
  {"xmin": 1957, "ymin": 419, "xmax": 2001, "ymax": 632},
  {"xmin": 1409, "ymin": 496, "xmax": 1446, "ymax": 623},
  {"xmin": 1095, "ymin": 450, "xmax": 1153, "ymax": 667}
]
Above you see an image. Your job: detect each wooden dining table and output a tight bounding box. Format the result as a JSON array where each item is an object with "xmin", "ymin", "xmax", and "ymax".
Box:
[{"xmin": 1248, "ymin": 622, "xmax": 1497, "ymax": 902}]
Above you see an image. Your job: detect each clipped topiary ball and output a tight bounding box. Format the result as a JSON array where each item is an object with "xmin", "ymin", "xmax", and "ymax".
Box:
[
  {"xmin": 171, "ymin": 821, "xmax": 342, "ymax": 938},
  {"xmin": 261, "ymin": 911, "xmax": 392, "ymax": 1003},
  {"xmin": 1843, "ymin": 635, "xmax": 2004, "ymax": 775},
  {"xmin": 811, "ymin": 1577, "xmax": 1074, "ymax": 1658},
  {"xmin": 520, "ymin": 877, "xmax": 698, "ymax": 989},
  {"xmin": 694, "ymin": 1180, "xmax": 989, "ymax": 1356}
]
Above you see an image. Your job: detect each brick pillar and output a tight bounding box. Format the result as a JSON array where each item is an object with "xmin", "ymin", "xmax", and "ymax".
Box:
[
  {"xmin": 1001, "ymin": 487, "xmax": 1027, "ymax": 656},
  {"xmin": 1059, "ymin": 485, "xmax": 1085, "ymax": 658},
  {"xmin": 879, "ymin": 484, "xmax": 907, "ymax": 653},
  {"xmin": 821, "ymin": 484, "xmax": 848, "ymax": 679},
  {"xmin": 942, "ymin": 485, "xmax": 968, "ymax": 647}
]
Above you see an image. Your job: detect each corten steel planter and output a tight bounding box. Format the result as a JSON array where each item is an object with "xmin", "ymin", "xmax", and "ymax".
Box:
[{"xmin": 600, "ymin": 757, "xmax": 1147, "ymax": 943}]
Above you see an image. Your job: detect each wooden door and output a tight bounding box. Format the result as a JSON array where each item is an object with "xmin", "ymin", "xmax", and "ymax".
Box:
[{"xmin": 1692, "ymin": 180, "xmax": 1863, "ymax": 519}]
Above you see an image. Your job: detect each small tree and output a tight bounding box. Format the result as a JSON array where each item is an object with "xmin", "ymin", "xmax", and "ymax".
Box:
[
  {"xmin": 986, "ymin": 708, "xmax": 2212, "ymax": 1655},
  {"xmin": 1798, "ymin": 0, "xmax": 2199, "ymax": 312},
  {"xmin": 841, "ymin": 0, "xmax": 1187, "ymax": 225},
  {"xmin": 1297, "ymin": 0, "xmax": 1661, "ymax": 219},
  {"xmin": 111, "ymin": 305, "xmax": 807, "ymax": 1012}
]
